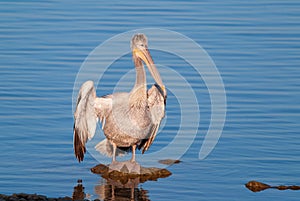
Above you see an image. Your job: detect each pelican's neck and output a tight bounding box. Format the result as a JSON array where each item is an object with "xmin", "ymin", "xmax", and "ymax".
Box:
[
  {"xmin": 130, "ymin": 56, "xmax": 147, "ymax": 106},
  {"xmin": 132, "ymin": 56, "xmax": 147, "ymax": 94}
]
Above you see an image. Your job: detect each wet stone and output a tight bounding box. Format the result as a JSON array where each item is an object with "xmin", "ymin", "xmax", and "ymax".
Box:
[
  {"xmin": 158, "ymin": 159, "xmax": 181, "ymax": 165},
  {"xmin": 91, "ymin": 163, "xmax": 172, "ymax": 188},
  {"xmin": 245, "ymin": 180, "xmax": 300, "ymax": 192},
  {"xmin": 245, "ymin": 180, "xmax": 271, "ymax": 192}
]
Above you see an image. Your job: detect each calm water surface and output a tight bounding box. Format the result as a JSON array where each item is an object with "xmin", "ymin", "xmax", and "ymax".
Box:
[{"xmin": 1, "ymin": 1, "xmax": 300, "ymax": 200}]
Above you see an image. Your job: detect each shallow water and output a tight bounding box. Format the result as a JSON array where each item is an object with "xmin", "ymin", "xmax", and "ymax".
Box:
[{"xmin": 1, "ymin": 1, "xmax": 300, "ymax": 200}]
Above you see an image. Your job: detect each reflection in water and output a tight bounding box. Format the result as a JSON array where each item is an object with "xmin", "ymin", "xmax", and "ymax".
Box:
[
  {"xmin": 72, "ymin": 163, "xmax": 173, "ymax": 200},
  {"xmin": 95, "ymin": 179, "xmax": 149, "ymax": 201},
  {"xmin": 89, "ymin": 163, "xmax": 172, "ymax": 200},
  {"xmin": 72, "ymin": 178, "xmax": 150, "ymax": 200},
  {"xmin": 72, "ymin": 180, "xmax": 86, "ymax": 200}
]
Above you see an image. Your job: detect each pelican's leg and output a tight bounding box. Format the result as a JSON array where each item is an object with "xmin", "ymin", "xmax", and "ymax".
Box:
[
  {"xmin": 129, "ymin": 144, "xmax": 140, "ymax": 174},
  {"xmin": 109, "ymin": 142, "xmax": 122, "ymax": 172},
  {"xmin": 112, "ymin": 142, "xmax": 117, "ymax": 162},
  {"xmin": 130, "ymin": 144, "xmax": 136, "ymax": 162}
]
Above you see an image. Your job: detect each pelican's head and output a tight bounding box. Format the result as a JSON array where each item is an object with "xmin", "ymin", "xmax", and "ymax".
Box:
[
  {"xmin": 131, "ymin": 33, "xmax": 165, "ymax": 93},
  {"xmin": 131, "ymin": 33, "xmax": 148, "ymax": 51}
]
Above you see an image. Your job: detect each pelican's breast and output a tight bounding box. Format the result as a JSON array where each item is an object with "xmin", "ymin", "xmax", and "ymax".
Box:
[{"xmin": 102, "ymin": 92, "xmax": 153, "ymax": 146}]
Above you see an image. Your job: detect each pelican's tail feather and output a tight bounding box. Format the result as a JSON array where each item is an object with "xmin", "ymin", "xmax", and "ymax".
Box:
[{"xmin": 95, "ymin": 139, "xmax": 126, "ymax": 157}]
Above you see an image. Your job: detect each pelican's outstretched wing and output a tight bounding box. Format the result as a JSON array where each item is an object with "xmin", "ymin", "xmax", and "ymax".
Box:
[
  {"xmin": 142, "ymin": 84, "xmax": 167, "ymax": 153},
  {"xmin": 73, "ymin": 80, "xmax": 112, "ymax": 162}
]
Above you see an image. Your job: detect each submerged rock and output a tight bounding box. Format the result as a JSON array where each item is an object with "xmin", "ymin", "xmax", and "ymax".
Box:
[
  {"xmin": 245, "ymin": 180, "xmax": 300, "ymax": 192},
  {"xmin": 91, "ymin": 163, "xmax": 172, "ymax": 188},
  {"xmin": 158, "ymin": 159, "xmax": 181, "ymax": 165},
  {"xmin": 245, "ymin": 180, "xmax": 271, "ymax": 192}
]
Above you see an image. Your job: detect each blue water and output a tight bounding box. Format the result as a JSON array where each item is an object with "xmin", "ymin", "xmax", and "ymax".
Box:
[{"xmin": 1, "ymin": 1, "xmax": 300, "ymax": 200}]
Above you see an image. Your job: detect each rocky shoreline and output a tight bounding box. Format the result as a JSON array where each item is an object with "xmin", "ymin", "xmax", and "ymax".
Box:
[{"xmin": 0, "ymin": 193, "xmax": 75, "ymax": 201}]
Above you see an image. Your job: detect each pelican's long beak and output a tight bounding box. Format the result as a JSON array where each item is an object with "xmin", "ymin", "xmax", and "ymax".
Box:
[{"xmin": 134, "ymin": 48, "xmax": 166, "ymax": 95}]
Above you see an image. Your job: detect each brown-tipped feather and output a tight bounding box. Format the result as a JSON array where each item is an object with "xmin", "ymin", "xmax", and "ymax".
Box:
[
  {"xmin": 142, "ymin": 124, "xmax": 159, "ymax": 154},
  {"xmin": 73, "ymin": 124, "xmax": 86, "ymax": 162}
]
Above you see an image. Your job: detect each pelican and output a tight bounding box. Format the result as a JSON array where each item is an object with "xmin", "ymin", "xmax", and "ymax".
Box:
[{"xmin": 73, "ymin": 34, "xmax": 166, "ymax": 170}]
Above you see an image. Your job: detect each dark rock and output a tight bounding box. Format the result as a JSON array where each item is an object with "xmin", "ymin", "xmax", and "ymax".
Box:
[
  {"xmin": 246, "ymin": 180, "xmax": 300, "ymax": 192},
  {"xmin": 158, "ymin": 159, "xmax": 181, "ymax": 165},
  {"xmin": 0, "ymin": 194, "xmax": 73, "ymax": 201},
  {"xmin": 91, "ymin": 163, "xmax": 172, "ymax": 188},
  {"xmin": 290, "ymin": 185, "xmax": 300, "ymax": 190},
  {"xmin": 277, "ymin": 185, "xmax": 288, "ymax": 190},
  {"xmin": 245, "ymin": 180, "xmax": 271, "ymax": 192}
]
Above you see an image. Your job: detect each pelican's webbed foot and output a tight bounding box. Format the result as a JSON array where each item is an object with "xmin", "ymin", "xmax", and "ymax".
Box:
[{"xmin": 109, "ymin": 161, "xmax": 141, "ymax": 174}]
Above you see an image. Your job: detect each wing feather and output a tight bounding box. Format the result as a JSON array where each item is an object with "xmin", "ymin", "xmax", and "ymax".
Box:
[
  {"xmin": 73, "ymin": 81, "xmax": 97, "ymax": 162},
  {"xmin": 142, "ymin": 84, "xmax": 166, "ymax": 153},
  {"xmin": 73, "ymin": 81, "xmax": 112, "ymax": 162}
]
